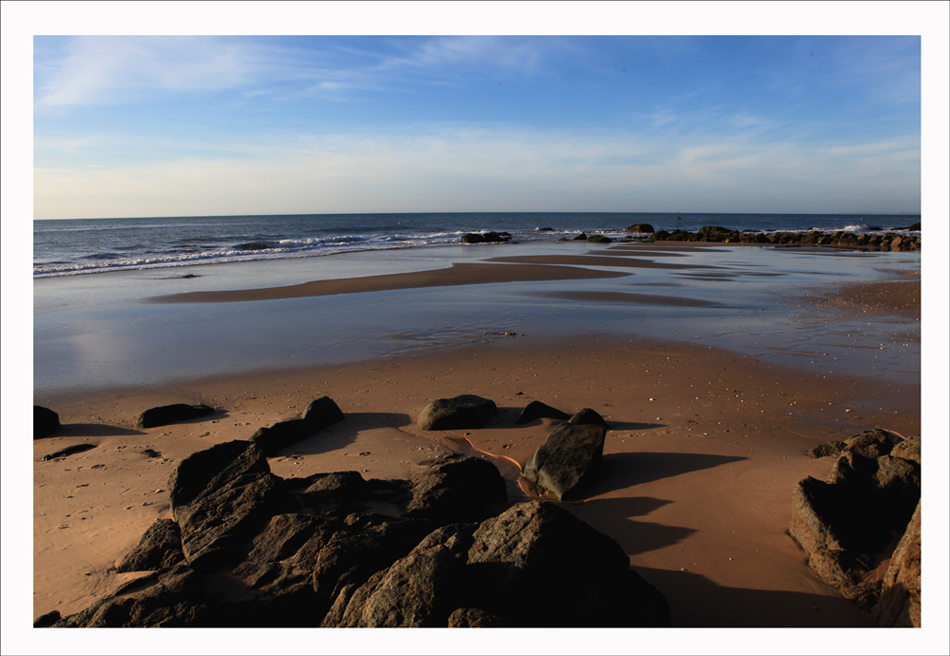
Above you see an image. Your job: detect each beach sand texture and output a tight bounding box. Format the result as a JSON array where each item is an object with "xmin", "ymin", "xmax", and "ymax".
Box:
[{"xmin": 30, "ymin": 243, "xmax": 923, "ymax": 631}]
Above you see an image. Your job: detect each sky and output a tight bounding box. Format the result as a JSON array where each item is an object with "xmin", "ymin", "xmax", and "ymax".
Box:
[{"xmin": 16, "ymin": 3, "xmax": 944, "ymax": 220}]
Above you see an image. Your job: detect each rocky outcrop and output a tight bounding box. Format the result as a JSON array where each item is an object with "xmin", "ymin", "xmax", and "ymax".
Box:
[
  {"xmin": 324, "ymin": 501, "xmax": 669, "ymax": 628},
  {"xmin": 250, "ymin": 396, "xmax": 344, "ymax": 456},
  {"xmin": 34, "ymin": 406, "xmax": 60, "ymax": 439},
  {"xmin": 789, "ymin": 429, "xmax": 921, "ymax": 612},
  {"xmin": 417, "ymin": 394, "xmax": 497, "ymax": 431},
  {"xmin": 523, "ymin": 422, "xmax": 607, "ymax": 501},
  {"xmin": 45, "ymin": 423, "xmax": 668, "ymax": 628},
  {"xmin": 136, "ymin": 403, "xmax": 215, "ymax": 429}
]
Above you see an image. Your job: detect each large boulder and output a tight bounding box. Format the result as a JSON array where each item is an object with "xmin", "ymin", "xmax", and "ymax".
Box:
[
  {"xmin": 168, "ymin": 440, "xmax": 291, "ymax": 570},
  {"xmin": 406, "ymin": 457, "xmax": 508, "ymax": 523},
  {"xmin": 789, "ymin": 429, "xmax": 921, "ymax": 609},
  {"xmin": 465, "ymin": 501, "xmax": 669, "ymax": 627},
  {"xmin": 417, "ymin": 395, "xmax": 497, "ymax": 431},
  {"xmin": 137, "ymin": 403, "xmax": 215, "ymax": 429},
  {"xmin": 34, "ymin": 406, "xmax": 60, "ymax": 439},
  {"xmin": 523, "ymin": 422, "xmax": 607, "ymax": 500}
]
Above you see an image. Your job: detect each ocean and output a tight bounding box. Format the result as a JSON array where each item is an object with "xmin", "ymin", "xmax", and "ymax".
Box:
[{"xmin": 33, "ymin": 212, "xmax": 921, "ymax": 278}]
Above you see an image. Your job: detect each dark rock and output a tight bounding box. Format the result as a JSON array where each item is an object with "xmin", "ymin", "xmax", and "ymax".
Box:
[
  {"xmin": 876, "ymin": 501, "xmax": 921, "ymax": 627},
  {"xmin": 34, "ymin": 406, "xmax": 60, "ymax": 439},
  {"xmin": 568, "ymin": 407, "xmax": 609, "ymax": 429},
  {"xmin": 461, "ymin": 231, "xmax": 511, "ymax": 244},
  {"xmin": 41, "ymin": 443, "xmax": 96, "ymax": 461},
  {"xmin": 697, "ymin": 225, "xmax": 738, "ymax": 241},
  {"xmin": 573, "ymin": 232, "xmax": 588, "ymax": 240},
  {"xmin": 461, "ymin": 233, "xmax": 484, "ymax": 244},
  {"xmin": 417, "ymin": 394, "xmax": 497, "ymax": 431},
  {"xmin": 33, "ymin": 610, "xmax": 61, "ymax": 628},
  {"xmin": 523, "ymin": 422, "xmax": 607, "ymax": 500},
  {"xmin": 137, "ymin": 403, "xmax": 215, "ymax": 429},
  {"xmin": 625, "ymin": 223, "xmax": 655, "ymax": 233},
  {"xmin": 251, "ymin": 396, "xmax": 344, "ymax": 457},
  {"xmin": 168, "ymin": 440, "xmax": 291, "ymax": 570},
  {"xmin": 311, "ymin": 514, "xmax": 436, "ymax": 616},
  {"xmin": 447, "ymin": 607, "xmax": 508, "ymax": 627},
  {"xmin": 807, "ymin": 440, "xmax": 847, "ymax": 459},
  {"xmin": 515, "ymin": 400, "xmax": 571, "ymax": 424},
  {"xmin": 116, "ymin": 518, "xmax": 185, "ymax": 573},
  {"xmin": 52, "ymin": 564, "xmax": 212, "ymax": 627},
  {"xmin": 586, "ymin": 234, "xmax": 613, "ymax": 243},
  {"xmin": 251, "ymin": 419, "xmax": 315, "ymax": 457},
  {"xmin": 406, "ymin": 457, "xmax": 508, "ymax": 523},
  {"xmin": 328, "ymin": 524, "xmax": 476, "ymax": 627},
  {"xmin": 465, "ymin": 501, "xmax": 670, "ymax": 627}
]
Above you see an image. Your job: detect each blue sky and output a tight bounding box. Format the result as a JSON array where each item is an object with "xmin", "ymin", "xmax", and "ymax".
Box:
[{"xmin": 13, "ymin": 4, "xmax": 947, "ymax": 219}]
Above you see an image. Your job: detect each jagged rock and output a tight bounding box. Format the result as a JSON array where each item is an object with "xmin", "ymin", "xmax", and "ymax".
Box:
[
  {"xmin": 447, "ymin": 607, "xmax": 508, "ymax": 627},
  {"xmin": 33, "ymin": 610, "xmax": 61, "ymax": 628},
  {"xmin": 876, "ymin": 501, "xmax": 921, "ymax": 627},
  {"xmin": 524, "ymin": 422, "xmax": 607, "ymax": 501},
  {"xmin": 34, "ymin": 406, "xmax": 60, "ymax": 439},
  {"xmin": 330, "ymin": 525, "xmax": 476, "ymax": 627},
  {"xmin": 168, "ymin": 440, "xmax": 291, "ymax": 570},
  {"xmin": 789, "ymin": 429, "xmax": 921, "ymax": 609},
  {"xmin": 41, "ymin": 443, "xmax": 96, "ymax": 461},
  {"xmin": 626, "ymin": 223, "xmax": 655, "ymax": 233},
  {"xmin": 251, "ymin": 396, "xmax": 344, "ymax": 456},
  {"xmin": 406, "ymin": 457, "xmax": 508, "ymax": 523},
  {"xmin": 137, "ymin": 403, "xmax": 215, "ymax": 429},
  {"xmin": 417, "ymin": 394, "xmax": 497, "ymax": 431},
  {"xmin": 807, "ymin": 440, "xmax": 847, "ymax": 459},
  {"xmin": 116, "ymin": 518, "xmax": 185, "ymax": 573},
  {"xmin": 311, "ymin": 513, "xmax": 436, "ymax": 617},
  {"xmin": 466, "ymin": 501, "xmax": 670, "ymax": 627},
  {"xmin": 52, "ymin": 564, "xmax": 212, "ymax": 627},
  {"xmin": 515, "ymin": 400, "xmax": 571, "ymax": 424},
  {"xmin": 568, "ymin": 407, "xmax": 609, "ymax": 429}
]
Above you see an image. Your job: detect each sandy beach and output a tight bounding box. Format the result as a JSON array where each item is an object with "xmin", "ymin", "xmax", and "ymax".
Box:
[{"xmin": 21, "ymin": 241, "xmax": 943, "ymax": 653}]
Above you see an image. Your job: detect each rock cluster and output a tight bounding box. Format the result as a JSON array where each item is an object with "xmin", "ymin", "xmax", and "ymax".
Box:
[
  {"xmin": 648, "ymin": 226, "xmax": 921, "ymax": 251},
  {"xmin": 39, "ymin": 397, "xmax": 669, "ymax": 628},
  {"xmin": 789, "ymin": 430, "xmax": 921, "ymax": 624}
]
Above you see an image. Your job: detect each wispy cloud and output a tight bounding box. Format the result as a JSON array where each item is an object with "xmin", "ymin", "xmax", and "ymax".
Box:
[{"xmin": 33, "ymin": 125, "xmax": 921, "ymax": 218}]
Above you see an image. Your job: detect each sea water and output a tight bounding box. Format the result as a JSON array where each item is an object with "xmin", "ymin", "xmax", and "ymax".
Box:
[{"xmin": 33, "ymin": 211, "xmax": 921, "ymax": 278}]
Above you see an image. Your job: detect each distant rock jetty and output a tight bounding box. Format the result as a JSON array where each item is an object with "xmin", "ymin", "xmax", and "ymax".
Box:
[{"xmin": 644, "ymin": 225, "xmax": 921, "ymax": 251}]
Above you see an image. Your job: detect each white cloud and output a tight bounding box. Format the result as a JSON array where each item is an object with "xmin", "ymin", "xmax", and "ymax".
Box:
[{"xmin": 32, "ymin": 126, "xmax": 921, "ymax": 218}]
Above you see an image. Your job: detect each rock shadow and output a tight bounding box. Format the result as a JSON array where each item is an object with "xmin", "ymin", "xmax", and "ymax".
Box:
[
  {"xmin": 277, "ymin": 412, "xmax": 413, "ymax": 457},
  {"xmin": 52, "ymin": 423, "xmax": 144, "ymax": 438},
  {"xmin": 631, "ymin": 566, "xmax": 873, "ymax": 628},
  {"xmin": 606, "ymin": 421, "xmax": 666, "ymax": 431},
  {"xmin": 584, "ymin": 451, "xmax": 747, "ymax": 495},
  {"xmin": 571, "ymin": 496, "xmax": 696, "ymax": 555}
]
